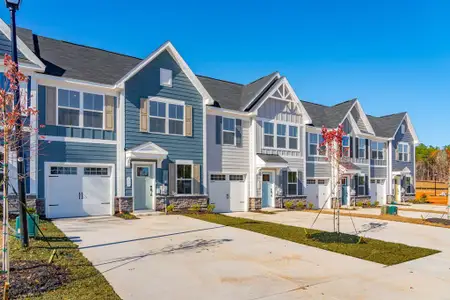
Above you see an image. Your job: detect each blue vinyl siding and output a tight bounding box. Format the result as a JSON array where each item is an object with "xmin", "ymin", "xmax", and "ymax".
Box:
[
  {"xmin": 0, "ymin": 31, "xmax": 29, "ymax": 63},
  {"xmin": 392, "ymin": 120, "xmax": 414, "ymax": 177},
  {"xmin": 37, "ymin": 85, "xmax": 116, "ymax": 140},
  {"xmin": 37, "ymin": 141, "xmax": 116, "ymax": 199},
  {"xmin": 124, "ymin": 50, "xmax": 204, "ymax": 196}
]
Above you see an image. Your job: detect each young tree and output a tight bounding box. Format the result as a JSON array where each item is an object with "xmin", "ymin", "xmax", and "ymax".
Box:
[{"xmin": 1, "ymin": 54, "xmax": 38, "ymax": 284}]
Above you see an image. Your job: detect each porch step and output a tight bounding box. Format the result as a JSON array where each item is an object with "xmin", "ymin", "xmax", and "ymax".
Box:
[{"xmin": 133, "ymin": 210, "xmax": 164, "ymax": 217}]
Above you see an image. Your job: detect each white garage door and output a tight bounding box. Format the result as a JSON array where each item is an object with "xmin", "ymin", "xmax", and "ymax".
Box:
[
  {"xmin": 305, "ymin": 179, "xmax": 330, "ymax": 209},
  {"xmin": 209, "ymin": 174, "xmax": 246, "ymax": 212},
  {"xmin": 370, "ymin": 179, "xmax": 386, "ymax": 205},
  {"xmin": 47, "ymin": 165, "xmax": 112, "ymax": 218}
]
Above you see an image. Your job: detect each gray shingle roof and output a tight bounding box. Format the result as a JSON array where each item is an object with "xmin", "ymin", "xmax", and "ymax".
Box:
[
  {"xmin": 16, "ymin": 27, "xmax": 142, "ymax": 85},
  {"xmin": 301, "ymin": 99, "xmax": 357, "ymax": 128},
  {"xmin": 367, "ymin": 113, "xmax": 406, "ymax": 138},
  {"xmin": 257, "ymin": 154, "xmax": 288, "ymax": 164},
  {"xmin": 198, "ymin": 72, "xmax": 278, "ymax": 111}
]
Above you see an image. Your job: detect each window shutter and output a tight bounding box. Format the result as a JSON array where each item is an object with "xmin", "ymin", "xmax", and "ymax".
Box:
[
  {"xmin": 365, "ymin": 175, "xmax": 368, "ymax": 196},
  {"xmin": 282, "ymin": 170, "xmax": 287, "ymax": 196},
  {"xmin": 297, "ymin": 171, "xmax": 302, "ymax": 195},
  {"xmin": 184, "ymin": 105, "xmax": 193, "ymax": 137},
  {"xmin": 395, "ymin": 146, "xmax": 399, "ymax": 161},
  {"xmin": 168, "ymin": 163, "xmax": 176, "ymax": 195},
  {"xmin": 193, "ymin": 164, "xmax": 201, "ymax": 194},
  {"xmin": 140, "ymin": 98, "xmax": 148, "ymax": 132},
  {"xmin": 45, "ymin": 86, "xmax": 57, "ymax": 125},
  {"xmin": 355, "ymin": 138, "xmax": 359, "ymax": 158},
  {"xmin": 350, "ymin": 136, "xmax": 354, "ymax": 158},
  {"xmin": 365, "ymin": 139, "xmax": 369, "ymax": 159},
  {"xmin": 216, "ymin": 116, "xmax": 222, "ymax": 144},
  {"xmin": 104, "ymin": 95, "xmax": 115, "ymax": 131},
  {"xmin": 235, "ymin": 119, "xmax": 242, "ymax": 147},
  {"xmin": 354, "ymin": 175, "xmax": 358, "ymax": 196}
]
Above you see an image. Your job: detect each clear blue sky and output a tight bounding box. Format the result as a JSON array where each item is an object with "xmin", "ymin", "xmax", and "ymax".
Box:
[{"xmin": 1, "ymin": 0, "xmax": 448, "ymax": 146}]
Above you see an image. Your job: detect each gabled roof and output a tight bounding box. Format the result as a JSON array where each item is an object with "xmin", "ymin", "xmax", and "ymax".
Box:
[
  {"xmin": 367, "ymin": 112, "xmax": 406, "ymax": 138},
  {"xmin": 198, "ymin": 72, "xmax": 279, "ymax": 111},
  {"xmin": 301, "ymin": 98, "xmax": 357, "ymax": 128}
]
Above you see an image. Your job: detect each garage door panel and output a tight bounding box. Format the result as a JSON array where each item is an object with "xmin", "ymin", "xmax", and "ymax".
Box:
[{"xmin": 209, "ymin": 174, "xmax": 246, "ymax": 213}]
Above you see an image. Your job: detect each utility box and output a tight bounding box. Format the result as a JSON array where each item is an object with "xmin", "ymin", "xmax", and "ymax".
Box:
[{"xmin": 15, "ymin": 214, "xmax": 39, "ymax": 238}]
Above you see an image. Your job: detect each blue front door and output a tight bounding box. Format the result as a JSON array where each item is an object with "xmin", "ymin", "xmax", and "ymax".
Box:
[
  {"xmin": 262, "ymin": 173, "xmax": 272, "ymax": 207},
  {"xmin": 341, "ymin": 178, "xmax": 348, "ymax": 205}
]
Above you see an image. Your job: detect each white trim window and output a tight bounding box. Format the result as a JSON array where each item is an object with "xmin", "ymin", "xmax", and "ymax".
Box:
[
  {"xmin": 358, "ymin": 138, "xmax": 366, "ymax": 158},
  {"xmin": 223, "ymin": 117, "xmax": 236, "ymax": 145},
  {"xmin": 398, "ymin": 143, "xmax": 409, "ymax": 162},
  {"xmin": 371, "ymin": 141, "xmax": 385, "ymax": 160},
  {"xmin": 277, "ymin": 124, "xmax": 287, "ymax": 149},
  {"xmin": 404, "ymin": 176, "xmax": 412, "ymax": 193},
  {"xmin": 58, "ymin": 89, "xmax": 80, "ymax": 127},
  {"xmin": 263, "ymin": 122, "xmax": 274, "ymax": 148},
  {"xmin": 287, "ymin": 171, "xmax": 297, "ymax": 195},
  {"xmin": 149, "ymin": 99, "xmax": 184, "ymax": 135},
  {"xmin": 288, "ymin": 126, "xmax": 298, "ymax": 150},
  {"xmin": 309, "ymin": 133, "xmax": 326, "ymax": 156},
  {"xmin": 358, "ymin": 175, "xmax": 365, "ymax": 195},
  {"xmin": 83, "ymin": 92, "xmax": 104, "ymax": 129},
  {"xmin": 160, "ymin": 68, "xmax": 173, "ymax": 87},
  {"xmin": 176, "ymin": 164, "xmax": 192, "ymax": 194},
  {"xmin": 342, "ymin": 136, "xmax": 350, "ymax": 157}
]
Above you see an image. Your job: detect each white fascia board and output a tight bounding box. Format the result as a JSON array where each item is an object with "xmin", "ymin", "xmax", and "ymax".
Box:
[
  {"xmin": 114, "ymin": 41, "xmax": 214, "ymax": 105},
  {"xmin": 207, "ymin": 106, "xmax": 254, "ymax": 119},
  {"xmin": 346, "ymin": 113, "xmax": 362, "ymax": 135},
  {"xmin": 0, "ymin": 18, "xmax": 46, "ymax": 71},
  {"xmin": 241, "ymin": 72, "xmax": 280, "ymax": 111},
  {"xmin": 354, "ymin": 100, "xmax": 375, "ymax": 135}
]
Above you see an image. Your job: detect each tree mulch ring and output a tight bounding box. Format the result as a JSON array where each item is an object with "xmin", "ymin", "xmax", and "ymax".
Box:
[
  {"xmin": 426, "ymin": 218, "xmax": 450, "ymax": 226},
  {"xmin": 0, "ymin": 260, "xmax": 70, "ymax": 299}
]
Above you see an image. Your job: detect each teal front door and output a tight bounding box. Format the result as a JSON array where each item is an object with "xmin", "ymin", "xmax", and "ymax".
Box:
[
  {"xmin": 262, "ymin": 173, "xmax": 273, "ymax": 207},
  {"xmin": 341, "ymin": 178, "xmax": 348, "ymax": 205},
  {"xmin": 134, "ymin": 165, "xmax": 155, "ymax": 210}
]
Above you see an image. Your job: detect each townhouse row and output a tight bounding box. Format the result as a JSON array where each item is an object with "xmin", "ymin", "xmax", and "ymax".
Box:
[{"xmin": 0, "ymin": 19, "xmax": 418, "ymax": 218}]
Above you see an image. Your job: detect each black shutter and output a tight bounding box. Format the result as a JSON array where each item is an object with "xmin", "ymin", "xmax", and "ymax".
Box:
[
  {"xmin": 354, "ymin": 175, "xmax": 358, "ymax": 196},
  {"xmin": 355, "ymin": 138, "xmax": 359, "ymax": 158},
  {"xmin": 350, "ymin": 136, "xmax": 354, "ymax": 158},
  {"xmin": 215, "ymin": 116, "xmax": 222, "ymax": 144},
  {"xmin": 235, "ymin": 119, "xmax": 242, "ymax": 147},
  {"xmin": 365, "ymin": 139, "xmax": 369, "ymax": 159},
  {"xmin": 282, "ymin": 170, "xmax": 287, "ymax": 196},
  {"xmin": 365, "ymin": 175, "xmax": 368, "ymax": 196}
]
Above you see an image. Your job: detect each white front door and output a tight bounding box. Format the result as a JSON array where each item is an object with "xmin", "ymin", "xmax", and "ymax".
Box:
[
  {"xmin": 134, "ymin": 164, "xmax": 155, "ymax": 210},
  {"xmin": 371, "ymin": 179, "xmax": 387, "ymax": 205},
  {"xmin": 47, "ymin": 165, "xmax": 112, "ymax": 218}
]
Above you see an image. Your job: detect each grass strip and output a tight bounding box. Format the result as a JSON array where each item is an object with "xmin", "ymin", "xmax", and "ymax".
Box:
[
  {"xmin": 3, "ymin": 220, "xmax": 120, "ymax": 299},
  {"xmin": 188, "ymin": 214, "xmax": 439, "ymax": 266}
]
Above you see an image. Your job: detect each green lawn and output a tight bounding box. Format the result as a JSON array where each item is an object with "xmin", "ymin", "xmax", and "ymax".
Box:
[
  {"xmin": 5, "ymin": 220, "xmax": 119, "ymax": 299},
  {"xmin": 188, "ymin": 214, "xmax": 440, "ymax": 266}
]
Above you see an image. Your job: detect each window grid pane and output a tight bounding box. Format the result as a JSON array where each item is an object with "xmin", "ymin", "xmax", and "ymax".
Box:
[{"xmin": 58, "ymin": 108, "xmax": 79, "ymax": 126}]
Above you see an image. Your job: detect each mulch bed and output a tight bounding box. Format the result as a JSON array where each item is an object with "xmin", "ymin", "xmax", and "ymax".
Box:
[
  {"xmin": 426, "ymin": 218, "xmax": 450, "ymax": 226},
  {"xmin": 0, "ymin": 260, "xmax": 69, "ymax": 299}
]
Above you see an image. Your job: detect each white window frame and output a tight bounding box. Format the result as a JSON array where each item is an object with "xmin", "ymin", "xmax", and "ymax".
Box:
[
  {"xmin": 287, "ymin": 171, "xmax": 298, "ymax": 195},
  {"xmin": 358, "ymin": 138, "xmax": 366, "ymax": 159},
  {"xmin": 263, "ymin": 121, "xmax": 275, "ymax": 149},
  {"xmin": 371, "ymin": 141, "xmax": 385, "ymax": 160},
  {"xmin": 160, "ymin": 68, "xmax": 173, "ymax": 87},
  {"xmin": 276, "ymin": 123, "xmax": 287, "ymax": 149},
  {"xmin": 176, "ymin": 163, "xmax": 193, "ymax": 195},
  {"xmin": 398, "ymin": 142, "xmax": 409, "ymax": 162},
  {"xmin": 148, "ymin": 97, "xmax": 185, "ymax": 136},
  {"xmin": 288, "ymin": 125, "xmax": 299, "ymax": 150},
  {"xmin": 358, "ymin": 175, "xmax": 366, "ymax": 195},
  {"xmin": 56, "ymin": 87, "xmax": 106, "ymax": 130},
  {"xmin": 308, "ymin": 133, "xmax": 326, "ymax": 157},
  {"xmin": 342, "ymin": 136, "xmax": 350, "ymax": 157},
  {"xmin": 222, "ymin": 117, "xmax": 236, "ymax": 146},
  {"xmin": 261, "ymin": 119, "xmax": 300, "ymax": 152}
]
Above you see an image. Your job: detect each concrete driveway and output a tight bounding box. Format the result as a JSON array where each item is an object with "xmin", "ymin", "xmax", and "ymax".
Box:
[{"xmin": 55, "ymin": 214, "xmax": 448, "ymax": 300}]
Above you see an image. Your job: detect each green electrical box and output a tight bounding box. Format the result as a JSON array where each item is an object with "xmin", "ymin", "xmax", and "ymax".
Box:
[{"xmin": 15, "ymin": 214, "xmax": 39, "ymax": 238}]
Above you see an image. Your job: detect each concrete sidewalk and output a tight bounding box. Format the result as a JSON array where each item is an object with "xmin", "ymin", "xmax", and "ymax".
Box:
[{"xmin": 55, "ymin": 214, "xmax": 448, "ymax": 299}]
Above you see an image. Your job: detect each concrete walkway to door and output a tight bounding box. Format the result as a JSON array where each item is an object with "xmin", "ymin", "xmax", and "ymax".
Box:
[{"xmin": 55, "ymin": 214, "xmax": 448, "ymax": 299}]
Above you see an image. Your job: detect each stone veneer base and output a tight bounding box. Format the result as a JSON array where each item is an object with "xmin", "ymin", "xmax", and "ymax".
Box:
[
  {"xmin": 114, "ymin": 196, "xmax": 133, "ymax": 213},
  {"xmin": 155, "ymin": 195, "xmax": 209, "ymax": 211},
  {"xmin": 249, "ymin": 197, "xmax": 262, "ymax": 211},
  {"xmin": 275, "ymin": 196, "xmax": 308, "ymax": 209},
  {"xmin": 0, "ymin": 195, "xmax": 44, "ymax": 216}
]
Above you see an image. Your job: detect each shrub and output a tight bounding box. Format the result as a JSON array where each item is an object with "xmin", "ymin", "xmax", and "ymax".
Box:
[
  {"xmin": 166, "ymin": 204, "xmax": 175, "ymax": 213},
  {"xmin": 374, "ymin": 201, "xmax": 380, "ymax": 207},
  {"xmin": 356, "ymin": 201, "xmax": 363, "ymax": 207},
  {"xmin": 308, "ymin": 202, "xmax": 314, "ymax": 210},
  {"xmin": 420, "ymin": 193, "xmax": 428, "ymax": 201},
  {"xmin": 284, "ymin": 201, "xmax": 294, "ymax": 210},
  {"xmin": 115, "ymin": 212, "xmax": 138, "ymax": 220},
  {"xmin": 189, "ymin": 203, "xmax": 201, "ymax": 212},
  {"xmin": 296, "ymin": 201, "xmax": 306, "ymax": 210},
  {"xmin": 27, "ymin": 207, "xmax": 37, "ymax": 214},
  {"xmin": 207, "ymin": 204, "xmax": 215, "ymax": 213}
]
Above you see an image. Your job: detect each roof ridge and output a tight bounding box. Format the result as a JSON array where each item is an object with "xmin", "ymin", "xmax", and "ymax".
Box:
[
  {"xmin": 300, "ymin": 100, "xmax": 329, "ymax": 107},
  {"xmin": 36, "ymin": 34, "xmax": 143, "ymax": 61},
  {"xmin": 331, "ymin": 98, "xmax": 357, "ymax": 107},
  {"xmin": 246, "ymin": 71, "xmax": 278, "ymax": 85},
  {"xmin": 368, "ymin": 112, "xmax": 406, "ymax": 119},
  {"xmin": 196, "ymin": 74, "xmax": 244, "ymax": 86}
]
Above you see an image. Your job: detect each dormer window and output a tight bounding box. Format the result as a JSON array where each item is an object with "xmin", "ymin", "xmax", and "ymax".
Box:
[{"xmin": 160, "ymin": 68, "xmax": 173, "ymax": 87}]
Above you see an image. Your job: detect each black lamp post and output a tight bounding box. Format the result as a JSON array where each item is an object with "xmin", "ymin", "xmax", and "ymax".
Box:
[{"xmin": 5, "ymin": 0, "xmax": 28, "ymax": 248}]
